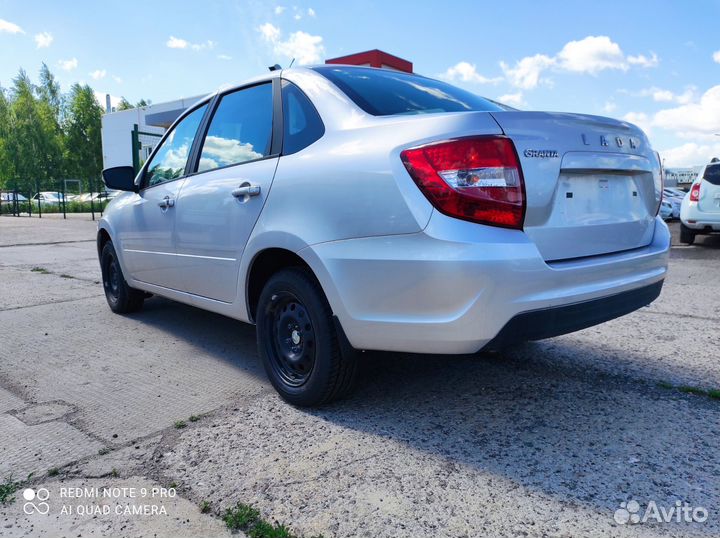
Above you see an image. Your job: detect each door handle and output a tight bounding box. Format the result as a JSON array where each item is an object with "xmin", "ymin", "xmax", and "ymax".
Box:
[
  {"xmin": 158, "ymin": 196, "xmax": 175, "ymax": 209},
  {"xmin": 232, "ymin": 182, "xmax": 261, "ymax": 199}
]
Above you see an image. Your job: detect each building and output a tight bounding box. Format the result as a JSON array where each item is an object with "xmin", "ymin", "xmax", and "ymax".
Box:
[
  {"xmin": 101, "ymin": 94, "xmax": 205, "ymax": 170},
  {"xmin": 664, "ymin": 166, "xmax": 702, "ymax": 189},
  {"xmin": 100, "ymin": 50, "xmax": 412, "ymax": 171}
]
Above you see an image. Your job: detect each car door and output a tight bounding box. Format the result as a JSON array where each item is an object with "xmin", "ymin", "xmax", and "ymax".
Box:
[
  {"xmin": 116, "ymin": 103, "xmax": 208, "ymax": 290},
  {"xmin": 173, "ymin": 82, "xmax": 278, "ymax": 302}
]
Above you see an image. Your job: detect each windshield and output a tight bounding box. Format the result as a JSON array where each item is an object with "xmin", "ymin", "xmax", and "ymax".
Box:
[
  {"xmin": 312, "ymin": 66, "xmax": 508, "ymax": 117},
  {"xmin": 702, "ymin": 163, "xmax": 720, "ymax": 186}
]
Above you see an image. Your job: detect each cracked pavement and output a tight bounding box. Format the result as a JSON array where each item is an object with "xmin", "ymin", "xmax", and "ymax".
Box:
[{"xmin": 0, "ymin": 214, "xmax": 718, "ymax": 537}]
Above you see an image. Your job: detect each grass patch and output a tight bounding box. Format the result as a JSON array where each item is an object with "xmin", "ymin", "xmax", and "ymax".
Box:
[
  {"xmin": 0, "ymin": 477, "xmax": 23, "ymax": 505},
  {"xmin": 31, "ymin": 266, "xmax": 50, "ymax": 274},
  {"xmin": 661, "ymin": 382, "xmax": 720, "ymax": 400},
  {"xmin": 47, "ymin": 468, "xmax": 59, "ymax": 477},
  {"xmin": 98, "ymin": 447, "xmax": 111, "ymax": 455},
  {"xmin": 110, "ymin": 468, "xmax": 119, "ymax": 478},
  {"xmin": 174, "ymin": 420, "xmax": 187, "ymax": 429},
  {"xmin": 189, "ymin": 415, "xmax": 201, "ymax": 422},
  {"xmin": 169, "ymin": 481, "xmax": 178, "ymax": 489},
  {"xmin": 222, "ymin": 502, "xmax": 319, "ymax": 538},
  {"xmin": 678, "ymin": 385, "xmax": 707, "ymax": 397},
  {"xmin": 200, "ymin": 500, "xmax": 211, "ymax": 514}
]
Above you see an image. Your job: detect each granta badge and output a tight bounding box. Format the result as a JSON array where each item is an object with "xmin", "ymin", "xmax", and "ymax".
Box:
[{"xmin": 524, "ymin": 149, "xmax": 559, "ymax": 158}]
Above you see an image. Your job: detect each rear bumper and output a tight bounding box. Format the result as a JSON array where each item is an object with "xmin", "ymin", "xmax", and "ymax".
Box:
[
  {"xmin": 486, "ymin": 280, "xmax": 663, "ymax": 349},
  {"xmin": 303, "ymin": 215, "xmax": 670, "ymax": 354}
]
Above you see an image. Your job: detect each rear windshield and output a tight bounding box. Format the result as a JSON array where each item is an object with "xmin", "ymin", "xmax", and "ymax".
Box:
[
  {"xmin": 312, "ymin": 66, "xmax": 507, "ymax": 117},
  {"xmin": 703, "ymin": 163, "xmax": 720, "ymax": 185}
]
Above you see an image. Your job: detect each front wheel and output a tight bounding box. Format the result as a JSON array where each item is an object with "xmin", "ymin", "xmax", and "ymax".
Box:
[
  {"xmin": 100, "ymin": 241, "xmax": 145, "ymax": 313},
  {"xmin": 680, "ymin": 223, "xmax": 696, "ymax": 245},
  {"xmin": 256, "ymin": 268, "xmax": 357, "ymax": 406}
]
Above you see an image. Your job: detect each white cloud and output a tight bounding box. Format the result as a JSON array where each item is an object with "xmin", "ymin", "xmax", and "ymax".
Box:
[
  {"xmin": 442, "ymin": 62, "xmax": 502, "ymax": 85},
  {"xmin": 191, "ymin": 40, "xmax": 215, "ymax": 51},
  {"xmin": 275, "ymin": 31, "xmax": 323, "ymax": 64},
  {"xmin": 500, "ymin": 54, "xmax": 555, "ymax": 90},
  {"xmin": 112, "ymin": 75, "xmax": 123, "ymax": 84},
  {"xmin": 622, "ymin": 111, "xmax": 652, "ymax": 136},
  {"xmin": 502, "ymin": 36, "xmax": 658, "ymax": 89},
  {"xmin": 34, "ymin": 31, "xmax": 53, "ymax": 48},
  {"xmin": 0, "ymin": 18, "xmax": 24, "ymax": 34},
  {"xmin": 274, "ymin": 5, "xmax": 286, "ymax": 14},
  {"xmin": 258, "ymin": 24, "xmax": 324, "ymax": 65},
  {"xmin": 258, "ymin": 23, "xmax": 280, "ymax": 42},
  {"xmin": 166, "ymin": 36, "xmax": 188, "ymax": 49},
  {"xmin": 653, "ymin": 85, "xmax": 720, "ymax": 134},
  {"xmin": 217, "ymin": 54, "xmax": 232, "ymax": 61},
  {"xmin": 660, "ymin": 142, "xmax": 720, "ymax": 167},
  {"xmin": 603, "ymin": 101, "xmax": 617, "ymax": 113},
  {"xmin": 713, "ymin": 50, "xmax": 720, "ymax": 64},
  {"xmin": 58, "ymin": 58, "xmax": 78, "ymax": 71},
  {"xmin": 627, "ymin": 52, "xmax": 659, "ymax": 68},
  {"xmin": 167, "ymin": 36, "xmax": 215, "ymax": 51},
  {"xmin": 307, "ymin": 7, "xmax": 316, "ymax": 17},
  {"xmin": 556, "ymin": 35, "xmax": 627, "ymax": 74},
  {"xmin": 497, "ymin": 92, "xmax": 525, "ymax": 108},
  {"xmin": 90, "ymin": 69, "xmax": 106, "ymax": 80},
  {"xmin": 294, "ymin": 13, "xmax": 302, "ymax": 20}
]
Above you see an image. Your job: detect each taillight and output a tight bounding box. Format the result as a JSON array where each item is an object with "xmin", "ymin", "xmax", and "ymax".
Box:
[
  {"xmin": 689, "ymin": 182, "xmax": 701, "ymax": 202},
  {"xmin": 400, "ymin": 136, "xmax": 526, "ymax": 229}
]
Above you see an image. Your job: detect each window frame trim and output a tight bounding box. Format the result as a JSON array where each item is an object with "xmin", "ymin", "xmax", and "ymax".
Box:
[{"xmin": 185, "ymin": 78, "xmax": 282, "ymax": 178}]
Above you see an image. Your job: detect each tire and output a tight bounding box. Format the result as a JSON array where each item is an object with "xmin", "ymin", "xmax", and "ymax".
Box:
[
  {"xmin": 680, "ymin": 223, "xmax": 696, "ymax": 245},
  {"xmin": 256, "ymin": 267, "xmax": 357, "ymax": 406},
  {"xmin": 100, "ymin": 241, "xmax": 145, "ymax": 314}
]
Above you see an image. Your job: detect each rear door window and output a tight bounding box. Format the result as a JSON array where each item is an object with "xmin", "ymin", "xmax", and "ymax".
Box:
[{"xmin": 702, "ymin": 163, "xmax": 720, "ymax": 186}]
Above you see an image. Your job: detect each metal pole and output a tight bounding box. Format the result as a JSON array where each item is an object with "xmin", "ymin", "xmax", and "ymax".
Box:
[
  {"xmin": 60, "ymin": 182, "xmax": 66, "ymax": 219},
  {"xmin": 90, "ymin": 177, "xmax": 95, "ymax": 221},
  {"xmin": 27, "ymin": 189, "xmax": 31, "ymax": 217},
  {"xmin": 36, "ymin": 180, "xmax": 42, "ymax": 218},
  {"xmin": 132, "ymin": 124, "xmax": 140, "ymax": 174},
  {"xmin": 13, "ymin": 189, "xmax": 18, "ymax": 216}
]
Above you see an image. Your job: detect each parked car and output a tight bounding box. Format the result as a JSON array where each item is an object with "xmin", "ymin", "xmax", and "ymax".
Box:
[
  {"xmin": 664, "ymin": 187, "xmax": 687, "ymax": 198},
  {"xmin": 31, "ymin": 191, "xmax": 71, "ymax": 205},
  {"xmin": 98, "ymin": 66, "xmax": 670, "ymax": 406},
  {"xmin": 660, "ymin": 200, "xmax": 674, "ymax": 220},
  {"xmin": 0, "ymin": 192, "xmax": 28, "ymax": 202},
  {"xmin": 76, "ymin": 191, "xmax": 119, "ymax": 203},
  {"xmin": 680, "ymin": 161, "xmax": 720, "ymax": 244}
]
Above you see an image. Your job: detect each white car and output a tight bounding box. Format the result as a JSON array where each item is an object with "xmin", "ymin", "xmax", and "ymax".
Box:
[
  {"xmin": 32, "ymin": 191, "xmax": 70, "ymax": 204},
  {"xmin": 98, "ymin": 65, "xmax": 669, "ymax": 406},
  {"xmin": 0, "ymin": 192, "xmax": 28, "ymax": 202},
  {"xmin": 680, "ymin": 161, "xmax": 720, "ymax": 244}
]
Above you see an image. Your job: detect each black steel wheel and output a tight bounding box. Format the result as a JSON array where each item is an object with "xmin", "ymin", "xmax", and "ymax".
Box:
[
  {"xmin": 100, "ymin": 240, "xmax": 145, "ymax": 314},
  {"xmin": 256, "ymin": 267, "xmax": 357, "ymax": 406},
  {"xmin": 266, "ymin": 292, "xmax": 316, "ymax": 387}
]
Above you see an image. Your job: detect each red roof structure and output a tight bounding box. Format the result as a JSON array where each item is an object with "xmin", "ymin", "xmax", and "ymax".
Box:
[{"xmin": 325, "ymin": 49, "xmax": 413, "ymax": 73}]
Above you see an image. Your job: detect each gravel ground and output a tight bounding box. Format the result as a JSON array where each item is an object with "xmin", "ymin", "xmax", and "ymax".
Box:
[{"xmin": 0, "ymin": 214, "xmax": 718, "ymax": 537}]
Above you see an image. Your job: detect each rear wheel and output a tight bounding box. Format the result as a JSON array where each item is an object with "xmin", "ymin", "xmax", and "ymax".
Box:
[
  {"xmin": 100, "ymin": 241, "xmax": 145, "ymax": 313},
  {"xmin": 680, "ymin": 223, "xmax": 696, "ymax": 245},
  {"xmin": 256, "ymin": 268, "xmax": 357, "ymax": 406}
]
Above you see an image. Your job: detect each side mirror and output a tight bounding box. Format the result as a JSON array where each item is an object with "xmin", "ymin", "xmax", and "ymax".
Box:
[{"xmin": 102, "ymin": 166, "xmax": 139, "ymax": 192}]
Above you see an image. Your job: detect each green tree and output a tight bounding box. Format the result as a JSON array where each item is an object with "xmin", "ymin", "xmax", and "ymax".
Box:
[
  {"xmin": 64, "ymin": 83, "xmax": 104, "ymax": 189},
  {"xmin": 116, "ymin": 97, "xmax": 151, "ymax": 111}
]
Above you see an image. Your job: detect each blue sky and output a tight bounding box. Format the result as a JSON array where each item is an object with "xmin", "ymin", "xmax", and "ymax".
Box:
[{"xmin": 1, "ymin": 0, "xmax": 719, "ymax": 165}]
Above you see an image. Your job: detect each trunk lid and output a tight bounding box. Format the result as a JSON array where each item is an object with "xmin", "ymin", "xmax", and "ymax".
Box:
[
  {"xmin": 698, "ymin": 163, "xmax": 720, "ymax": 214},
  {"xmin": 490, "ymin": 111, "xmax": 661, "ymax": 261}
]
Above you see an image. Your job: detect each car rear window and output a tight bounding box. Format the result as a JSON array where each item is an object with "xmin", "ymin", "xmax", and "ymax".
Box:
[
  {"xmin": 703, "ymin": 163, "xmax": 720, "ymax": 185},
  {"xmin": 312, "ymin": 66, "xmax": 507, "ymax": 117}
]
